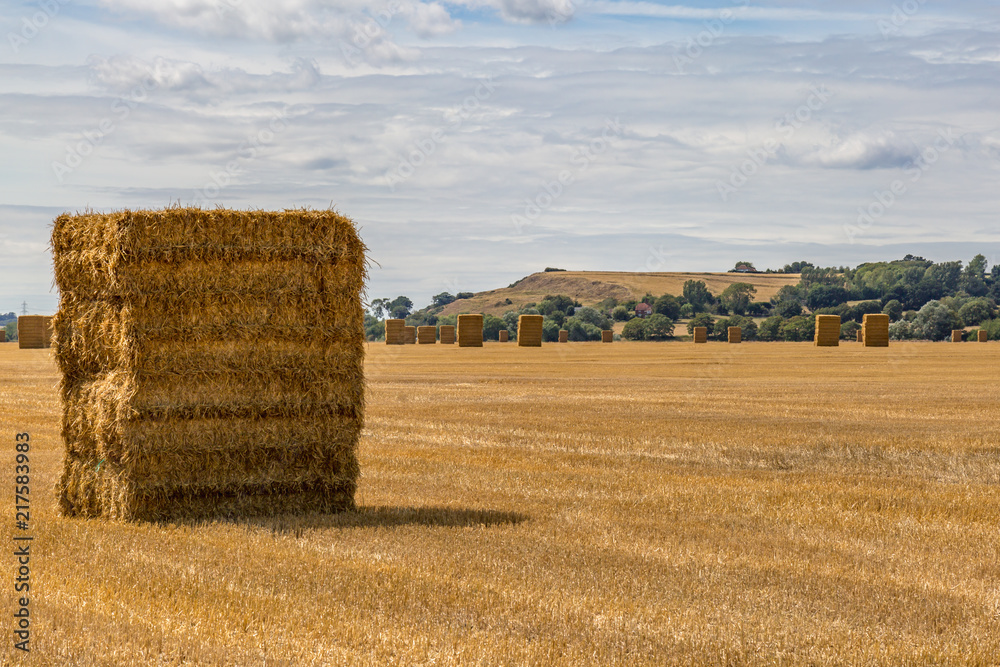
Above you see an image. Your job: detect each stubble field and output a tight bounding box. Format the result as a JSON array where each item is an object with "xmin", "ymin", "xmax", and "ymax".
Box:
[{"xmin": 2, "ymin": 340, "xmax": 999, "ymax": 665}]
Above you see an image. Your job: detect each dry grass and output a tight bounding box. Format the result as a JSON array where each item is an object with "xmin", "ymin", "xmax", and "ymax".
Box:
[
  {"xmin": 438, "ymin": 271, "xmax": 801, "ymax": 317},
  {"xmin": 2, "ymin": 341, "xmax": 1000, "ymax": 665}
]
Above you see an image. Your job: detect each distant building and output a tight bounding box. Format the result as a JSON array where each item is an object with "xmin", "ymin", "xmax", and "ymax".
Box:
[
  {"xmin": 733, "ymin": 262, "xmax": 756, "ymax": 273},
  {"xmin": 635, "ymin": 303, "xmax": 653, "ymax": 318}
]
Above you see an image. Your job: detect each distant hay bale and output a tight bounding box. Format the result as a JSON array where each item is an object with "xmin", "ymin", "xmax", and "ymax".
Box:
[
  {"xmin": 862, "ymin": 314, "xmax": 889, "ymax": 348},
  {"xmin": 602, "ymin": 330, "xmax": 613, "ymax": 343},
  {"xmin": 385, "ymin": 319, "xmax": 405, "ymax": 345},
  {"xmin": 17, "ymin": 315, "xmax": 52, "ymax": 350},
  {"xmin": 517, "ymin": 315, "xmax": 543, "ymax": 347},
  {"xmin": 498, "ymin": 330, "xmax": 509, "ymax": 343},
  {"xmin": 952, "ymin": 329, "xmax": 964, "ymax": 343},
  {"xmin": 439, "ymin": 325, "xmax": 456, "ymax": 345},
  {"xmin": 403, "ymin": 326, "xmax": 416, "ymax": 344},
  {"xmin": 693, "ymin": 326, "xmax": 707, "ymax": 344},
  {"xmin": 728, "ymin": 326, "xmax": 741, "ymax": 344},
  {"xmin": 856, "ymin": 330, "xmax": 864, "ymax": 343},
  {"xmin": 417, "ymin": 326, "xmax": 436, "ymax": 344},
  {"xmin": 558, "ymin": 329, "xmax": 568, "ymax": 343},
  {"xmin": 814, "ymin": 315, "xmax": 841, "ymax": 347},
  {"xmin": 457, "ymin": 314, "xmax": 483, "ymax": 347},
  {"xmin": 979, "ymin": 330, "xmax": 989, "ymax": 343},
  {"xmin": 51, "ymin": 207, "xmax": 365, "ymax": 521},
  {"xmin": 0, "ymin": 329, "xmax": 5, "ymax": 343}
]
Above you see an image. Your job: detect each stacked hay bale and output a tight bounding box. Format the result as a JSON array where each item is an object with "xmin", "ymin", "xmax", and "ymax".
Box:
[
  {"xmin": 862, "ymin": 314, "xmax": 890, "ymax": 348},
  {"xmin": 856, "ymin": 330, "xmax": 864, "ymax": 343},
  {"xmin": 952, "ymin": 330, "xmax": 964, "ymax": 343},
  {"xmin": 979, "ymin": 330, "xmax": 989, "ymax": 342},
  {"xmin": 0, "ymin": 329, "xmax": 5, "ymax": 343},
  {"xmin": 693, "ymin": 327, "xmax": 707, "ymax": 344},
  {"xmin": 498, "ymin": 330, "xmax": 509, "ymax": 343},
  {"xmin": 558, "ymin": 329, "xmax": 568, "ymax": 343},
  {"xmin": 51, "ymin": 208, "xmax": 366, "ymax": 521},
  {"xmin": 457, "ymin": 314, "xmax": 483, "ymax": 347},
  {"xmin": 417, "ymin": 326, "xmax": 436, "ymax": 344},
  {"xmin": 517, "ymin": 314, "xmax": 543, "ymax": 347},
  {"xmin": 385, "ymin": 319, "xmax": 405, "ymax": 345},
  {"xmin": 17, "ymin": 315, "xmax": 52, "ymax": 349},
  {"xmin": 728, "ymin": 326, "xmax": 741, "ymax": 344},
  {"xmin": 814, "ymin": 315, "xmax": 841, "ymax": 347},
  {"xmin": 602, "ymin": 330, "xmax": 613, "ymax": 343},
  {"xmin": 403, "ymin": 326, "xmax": 416, "ymax": 344},
  {"xmin": 439, "ymin": 325, "xmax": 456, "ymax": 344}
]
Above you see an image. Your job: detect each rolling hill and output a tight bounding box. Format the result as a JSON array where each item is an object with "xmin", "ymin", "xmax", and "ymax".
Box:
[{"xmin": 437, "ymin": 271, "xmax": 802, "ymax": 317}]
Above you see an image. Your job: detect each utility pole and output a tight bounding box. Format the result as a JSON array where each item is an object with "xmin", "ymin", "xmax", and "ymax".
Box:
[{"xmin": 20, "ymin": 301, "xmax": 28, "ymax": 316}]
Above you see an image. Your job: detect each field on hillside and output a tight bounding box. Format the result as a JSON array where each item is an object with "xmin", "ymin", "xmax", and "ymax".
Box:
[
  {"xmin": 2, "ymin": 340, "xmax": 999, "ymax": 665},
  {"xmin": 438, "ymin": 271, "xmax": 801, "ymax": 317}
]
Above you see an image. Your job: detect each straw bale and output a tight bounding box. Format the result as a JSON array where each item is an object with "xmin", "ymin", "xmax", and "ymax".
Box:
[
  {"xmin": 693, "ymin": 326, "xmax": 707, "ymax": 344},
  {"xmin": 457, "ymin": 314, "xmax": 484, "ymax": 347},
  {"xmin": 417, "ymin": 326, "xmax": 436, "ymax": 344},
  {"xmin": 558, "ymin": 330, "xmax": 568, "ymax": 343},
  {"xmin": 498, "ymin": 330, "xmax": 508, "ymax": 343},
  {"xmin": 18, "ymin": 315, "xmax": 51, "ymax": 349},
  {"xmin": 385, "ymin": 319, "xmax": 405, "ymax": 345},
  {"xmin": 978, "ymin": 330, "xmax": 988, "ymax": 343},
  {"xmin": 51, "ymin": 207, "xmax": 366, "ymax": 521},
  {"xmin": 439, "ymin": 325, "xmax": 456, "ymax": 345},
  {"xmin": 814, "ymin": 315, "xmax": 841, "ymax": 347},
  {"xmin": 517, "ymin": 315, "xmax": 543, "ymax": 347},
  {"xmin": 0, "ymin": 329, "xmax": 5, "ymax": 343},
  {"xmin": 857, "ymin": 330, "xmax": 864, "ymax": 343},
  {"xmin": 952, "ymin": 330, "xmax": 964, "ymax": 343},
  {"xmin": 602, "ymin": 330, "xmax": 613, "ymax": 343},
  {"xmin": 403, "ymin": 326, "xmax": 416, "ymax": 344},
  {"xmin": 728, "ymin": 326, "xmax": 741, "ymax": 344},
  {"xmin": 862, "ymin": 314, "xmax": 889, "ymax": 348}
]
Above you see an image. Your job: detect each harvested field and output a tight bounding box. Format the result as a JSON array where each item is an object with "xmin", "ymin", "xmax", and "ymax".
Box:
[{"xmin": 3, "ymin": 342, "xmax": 1000, "ymax": 664}]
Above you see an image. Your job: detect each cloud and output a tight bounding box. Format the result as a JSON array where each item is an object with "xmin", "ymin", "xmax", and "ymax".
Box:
[{"xmin": 783, "ymin": 131, "xmax": 921, "ymax": 170}]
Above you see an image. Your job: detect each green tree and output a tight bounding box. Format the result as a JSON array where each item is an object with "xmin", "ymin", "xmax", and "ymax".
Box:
[
  {"xmin": 573, "ymin": 307, "xmax": 612, "ymax": 330},
  {"xmin": 840, "ymin": 320, "xmax": 861, "ymax": 340},
  {"xmin": 622, "ymin": 318, "xmax": 648, "ymax": 341},
  {"xmin": 912, "ymin": 300, "xmax": 961, "ymax": 340},
  {"xmin": 882, "ymin": 299, "xmax": 904, "ymax": 321},
  {"xmin": 388, "ymin": 295, "xmax": 413, "ymax": 319},
  {"xmin": 644, "ymin": 314, "xmax": 674, "ymax": 340},
  {"xmin": 682, "ymin": 280, "xmax": 712, "ymax": 312},
  {"xmin": 482, "ymin": 314, "xmax": 506, "ymax": 341},
  {"xmin": 719, "ymin": 283, "xmax": 757, "ymax": 315},
  {"xmin": 776, "ymin": 300, "xmax": 803, "ymax": 318},
  {"xmin": 542, "ymin": 319, "xmax": 561, "ymax": 342},
  {"xmin": 364, "ymin": 314, "xmax": 385, "ymax": 341},
  {"xmin": 780, "ymin": 315, "xmax": 815, "ymax": 341},
  {"xmin": 961, "ymin": 254, "xmax": 989, "ymax": 296},
  {"xmin": 612, "ymin": 305, "xmax": 630, "ymax": 321},
  {"xmin": 687, "ymin": 312, "xmax": 715, "ymax": 334},
  {"xmin": 757, "ymin": 315, "xmax": 783, "ymax": 341},
  {"xmin": 958, "ymin": 298, "xmax": 996, "ymax": 327},
  {"xmin": 652, "ymin": 295, "xmax": 681, "ymax": 320},
  {"xmin": 431, "ymin": 292, "xmax": 456, "ymax": 308}
]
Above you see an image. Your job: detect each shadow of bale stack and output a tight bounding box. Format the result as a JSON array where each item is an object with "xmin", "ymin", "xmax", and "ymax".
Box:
[{"xmin": 51, "ymin": 208, "xmax": 366, "ymax": 521}]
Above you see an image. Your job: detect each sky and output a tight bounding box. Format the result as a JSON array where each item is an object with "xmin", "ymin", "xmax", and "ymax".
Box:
[{"xmin": 2, "ymin": 0, "xmax": 1000, "ymax": 314}]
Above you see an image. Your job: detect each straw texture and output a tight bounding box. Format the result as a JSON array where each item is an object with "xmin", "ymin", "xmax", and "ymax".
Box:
[
  {"xmin": 602, "ymin": 330, "xmax": 614, "ymax": 343},
  {"xmin": 862, "ymin": 314, "xmax": 889, "ymax": 348},
  {"xmin": 517, "ymin": 315, "xmax": 543, "ymax": 347},
  {"xmin": 951, "ymin": 330, "xmax": 964, "ymax": 343},
  {"xmin": 18, "ymin": 315, "xmax": 52, "ymax": 349},
  {"xmin": 0, "ymin": 329, "xmax": 5, "ymax": 343},
  {"xmin": 498, "ymin": 330, "xmax": 509, "ymax": 343},
  {"xmin": 403, "ymin": 326, "xmax": 416, "ymax": 345},
  {"xmin": 857, "ymin": 330, "xmax": 864, "ymax": 343},
  {"xmin": 814, "ymin": 315, "xmax": 841, "ymax": 347},
  {"xmin": 51, "ymin": 207, "xmax": 366, "ymax": 521},
  {"xmin": 417, "ymin": 326, "xmax": 436, "ymax": 344},
  {"xmin": 439, "ymin": 325, "xmax": 456, "ymax": 345},
  {"xmin": 558, "ymin": 330, "xmax": 568, "ymax": 343},
  {"xmin": 385, "ymin": 319, "xmax": 405, "ymax": 345},
  {"xmin": 693, "ymin": 327, "xmax": 707, "ymax": 344},
  {"xmin": 979, "ymin": 330, "xmax": 988, "ymax": 343},
  {"xmin": 728, "ymin": 327, "xmax": 741, "ymax": 344},
  {"xmin": 457, "ymin": 314, "xmax": 483, "ymax": 347}
]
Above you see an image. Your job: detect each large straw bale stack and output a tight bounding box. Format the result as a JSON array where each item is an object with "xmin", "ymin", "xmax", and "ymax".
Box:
[
  {"xmin": 814, "ymin": 315, "xmax": 841, "ymax": 347},
  {"xmin": 403, "ymin": 326, "xmax": 416, "ymax": 344},
  {"xmin": 602, "ymin": 330, "xmax": 614, "ymax": 343},
  {"xmin": 498, "ymin": 330, "xmax": 508, "ymax": 343},
  {"xmin": 457, "ymin": 314, "xmax": 483, "ymax": 347},
  {"xmin": 17, "ymin": 315, "xmax": 51, "ymax": 349},
  {"xmin": 439, "ymin": 325, "xmax": 456, "ymax": 345},
  {"xmin": 385, "ymin": 319, "xmax": 405, "ymax": 345},
  {"xmin": 51, "ymin": 208, "xmax": 366, "ymax": 521},
  {"xmin": 517, "ymin": 314, "xmax": 543, "ymax": 347},
  {"xmin": 558, "ymin": 329, "xmax": 568, "ymax": 343},
  {"xmin": 951, "ymin": 330, "xmax": 964, "ymax": 343},
  {"xmin": 979, "ymin": 330, "xmax": 989, "ymax": 343},
  {"xmin": 728, "ymin": 326, "xmax": 741, "ymax": 344},
  {"xmin": 693, "ymin": 327, "xmax": 707, "ymax": 344},
  {"xmin": 862, "ymin": 314, "xmax": 889, "ymax": 348},
  {"xmin": 417, "ymin": 326, "xmax": 436, "ymax": 344}
]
